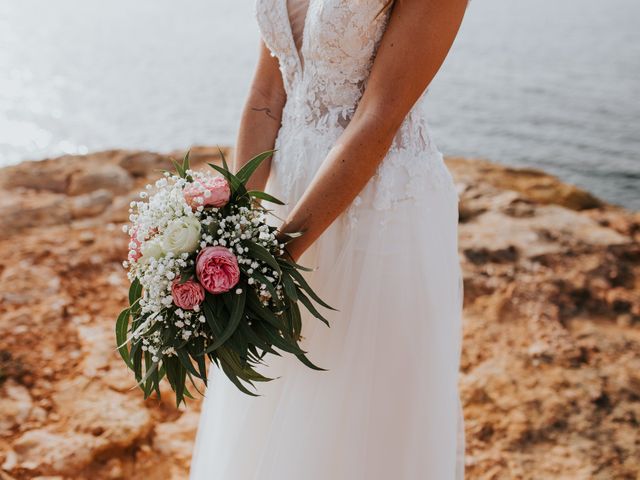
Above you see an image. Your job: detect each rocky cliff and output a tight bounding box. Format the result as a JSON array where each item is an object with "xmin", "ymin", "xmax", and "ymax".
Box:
[{"xmin": 0, "ymin": 149, "xmax": 638, "ymax": 479}]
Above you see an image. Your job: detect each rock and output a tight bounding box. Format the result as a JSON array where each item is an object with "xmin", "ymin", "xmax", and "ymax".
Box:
[
  {"xmin": 459, "ymin": 205, "xmax": 629, "ymax": 260},
  {"xmin": 0, "ymin": 159, "xmax": 71, "ymax": 193},
  {"xmin": 0, "ymin": 192, "xmax": 70, "ymax": 238},
  {"xmin": 152, "ymin": 410, "xmax": 200, "ymax": 463},
  {"xmin": 118, "ymin": 151, "xmax": 168, "ymax": 177},
  {"xmin": 68, "ymin": 164, "xmax": 133, "ymax": 196},
  {"xmin": 11, "ymin": 429, "xmax": 97, "ymax": 474},
  {"xmin": 53, "ymin": 379, "xmax": 153, "ymax": 450},
  {"xmin": 70, "ymin": 189, "xmax": 114, "ymax": 219},
  {"xmin": 0, "ymin": 381, "xmax": 32, "ymax": 435},
  {"xmin": 446, "ymin": 157, "xmax": 603, "ymax": 210},
  {"xmin": 0, "ymin": 264, "xmax": 60, "ymax": 306},
  {"xmin": 102, "ymin": 191, "xmax": 141, "ymax": 223},
  {"xmin": 2, "ymin": 449, "xmax": 18, "ymax": 471}
]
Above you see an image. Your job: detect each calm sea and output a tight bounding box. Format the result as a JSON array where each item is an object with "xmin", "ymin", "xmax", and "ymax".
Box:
[{"xmin": 1, "ymin": 0, "xmax": 638, "ymax": 209}]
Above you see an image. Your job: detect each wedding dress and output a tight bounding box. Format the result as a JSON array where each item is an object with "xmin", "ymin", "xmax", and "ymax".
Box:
[{"xmin": 190, "ymin": 0, "xmax": 465, "ymax": 478}]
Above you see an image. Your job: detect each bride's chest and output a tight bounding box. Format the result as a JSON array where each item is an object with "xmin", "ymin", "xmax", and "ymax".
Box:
[{"xmin": 256, "ymin": 0, "xmax": 389, "ymax": 70}]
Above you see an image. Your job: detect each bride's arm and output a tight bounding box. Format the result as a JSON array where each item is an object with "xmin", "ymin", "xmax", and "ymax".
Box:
[
  {"xmin": 280, "ymin": 0, "xmax": 467, "ymax": 260},
  {"xmin": 233, "ymin": 41, "xmax": 286, "ymax": 191}
]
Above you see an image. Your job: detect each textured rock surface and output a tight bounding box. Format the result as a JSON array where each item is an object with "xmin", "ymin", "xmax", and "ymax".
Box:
[{"xmin": 0, "ymin": 149, "xmax": 638, "ymax": 480}]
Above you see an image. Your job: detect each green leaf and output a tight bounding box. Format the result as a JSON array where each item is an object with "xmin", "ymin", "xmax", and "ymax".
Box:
[
  {"xmin": 152, "ymin": 365, "xmax": 164, "ymax": 399},
  {"xmin": 289, "ymin": 301, "xmax": 302, "ymax": 339},
  {"xmin": 219, "ymin": 360, "xmax": 258, "ymax": 397},
  {"xmin": 246, "ymin": 190, "xmax": 285, "ymax": 205},
  {"xmin": 242, "ymin": 241, "xmax": 281, "ymax": 276},
  {"xmin": 171, "ymin": 158, "xmax": 185, "ymax": 178},
  {"xmin": 236, "ymin": 150, "xmax": 275, "ymax": 184},
  {"xmin": 287, "ymin": 267, "xmax": 337, "ymax": 311},
  {"xmin": 281, "ymin": 273, "xmax": 298, "ymax": 302},
  {"xmin": 297, "ymin": 289, "xmax": 330, "ymax": 327},
  {"xmin": 115, "ymin": 308, "xmax": 131, "ymax": 366},
  {"xmin": 175, "ymin": 363, "xmax": 187, "ymax": 406},
  {"xmin": 204, "ymin": 288, "xmax": 247, "ymax": 354},
  {"xmin": 218, "ymin": 347, "xmax": 271, "ymax": 384},
  {"xmin": 177, "ymin": 348, "xmax": 200, "ymax": 379},
  {"xmin": 238, "ymin": 322, "xmax": 280, "ymax": 356},
  {"xmin": 179, "ymin": 269, "xmax": 194, "ymax": 284},
  {"xmin": 246, "ymin": 290, "xmax": 283, "ymax": 328},
  {"xmin": 202, "ymin": 298, "xmax": 224, "ymax": 337},
  {"xmin": 241, "ymin": 266, "xmax": 281, "ymax": 307},
  {"xmin": 195, "ymin": 350, "xmax": 208, "ymax": 385},
  {"xmin": 182, "ymin": 150, "xmax": 191, "ymax": 172},
  {"xmin": 217, "ymin": 146, "xmax": 230, "ymax": 172},
  {"xmin": 255, "ymin": 322, "xmax": 306, "ymax": 355},
  {"xmin": 132, "ymin": 341, "xmax": 143, "ymax": 382},
  {"xmin": 186, "ymin": 371, "xmax": 205, "ymax": 397},
  {"xmin": 296, "ymin": 352, "xmax": 327, "ymax": 371},
  {"xmin": 128, "ymin": 278, "xmax": 142, "ymax": 307},
  {"xmin": 134, "ymin": 357, "xmax": 158, "ymax": 393},
  {"xmin": 279, "ymin": 257, "xmax": 314, "ymax": 272}
]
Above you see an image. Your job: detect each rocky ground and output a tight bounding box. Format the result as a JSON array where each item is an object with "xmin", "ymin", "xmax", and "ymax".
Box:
[{"xmin": 0, "ymin": 149, "xmax": 638, "ymax": 480}]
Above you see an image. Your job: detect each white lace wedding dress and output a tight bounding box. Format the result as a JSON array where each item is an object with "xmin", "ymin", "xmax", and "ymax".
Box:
[{"xmin": 190, "ymin": 0, "xmax": 465, "ymax": 478}]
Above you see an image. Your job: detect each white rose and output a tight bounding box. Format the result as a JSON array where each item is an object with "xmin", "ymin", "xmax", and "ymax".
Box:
[
  {"xmin": 139, "ymin": 238, "xmax": 164, "ymax": 264},
  {"xmin": 162, "ymin": 216, "xmax": 201, "ymax": 255}
]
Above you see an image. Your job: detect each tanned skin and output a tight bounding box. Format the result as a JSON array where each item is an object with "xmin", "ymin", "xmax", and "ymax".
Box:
[{"xmin": 234, "ymin": 0, "xmax": 468, "ymax": 261}]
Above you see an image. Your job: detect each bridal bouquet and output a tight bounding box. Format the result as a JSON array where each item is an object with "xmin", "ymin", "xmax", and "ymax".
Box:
[{"xmin": 116, "ymin": 151, "xmax": 332, "ymax": 404}]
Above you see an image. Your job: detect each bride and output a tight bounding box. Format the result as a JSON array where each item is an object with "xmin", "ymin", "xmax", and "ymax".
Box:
[{"xmin": 190, "ymin": 0, "xmax": 467, "ymax": 478}]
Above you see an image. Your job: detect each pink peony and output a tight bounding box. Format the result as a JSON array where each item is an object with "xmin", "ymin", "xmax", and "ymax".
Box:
[
  {"xmin": 196, "ymin": 246, "xmax": 240, "ymax": 294},
  {"xmin": 171, "ymin": 279, "xmax": 206, "ymax": 310},
  {"xmin": 183, "ymin": 176, "xmax": 231, "ymax": 210}
]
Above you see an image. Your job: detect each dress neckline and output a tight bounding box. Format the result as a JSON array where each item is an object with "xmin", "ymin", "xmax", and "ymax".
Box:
[{"xmin": 282, "ymin": 0, "xmax": 312, "ymax": 75}]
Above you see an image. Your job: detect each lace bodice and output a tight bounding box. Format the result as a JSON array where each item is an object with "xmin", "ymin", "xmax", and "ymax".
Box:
[
  {"xmin": 258, "ymin": 0, "xmax": 392, "ymax": 127},
  {"xmin": 255, "ymin": 0, "xmax": 457, "ymax": 218}
]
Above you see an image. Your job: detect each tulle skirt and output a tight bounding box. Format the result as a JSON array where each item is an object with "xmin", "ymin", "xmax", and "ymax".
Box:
[{"xmin": 190, "ymin": 142, "xmax": 465, "ymax": 479}]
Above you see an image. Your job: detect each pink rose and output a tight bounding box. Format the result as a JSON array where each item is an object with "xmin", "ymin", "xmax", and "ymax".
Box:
[
  {"xmin": 183, "ymin": 176, "xmax": 231, "ymax": 210},
  {"xmin": 171, "ymin": 279, "xmax": 206, "ymax": 310},
  {"xmin": 196, "ymin": 246, "xmax": 240, "ymax": 294}
]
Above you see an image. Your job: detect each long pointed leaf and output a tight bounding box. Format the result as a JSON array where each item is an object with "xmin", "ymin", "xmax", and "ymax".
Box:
[
  {"xmin": 236, "ymin": 150, "xmax": 275, "ymax": 184},
  {"xmin": 297, "ymin": 289, "xmax": 330, "ymax": 327},
  {"xmin": 296, "ymin": 352, "xmax": 327, "ymax": 371},
  {"xmin": 288, "ymin": 267, "xmax": 337, "ymax": 311},
  {"xmin": 115, "ymin": 308, "xmax": 131, "ymax": 366},
  {"xmin": 129, "ymin": 279, "xmax": 142, "ymax": 307},
  {"xmin": 243, "ymin": 241, "xmax": 281, "ymax": 276},
  {"xmin": 247, "ymin": 190, "xmax": 285, "ymax": 205},
  {"xmin": 204, "ymin": 289, "xmax": 247, "ymax": 353}
]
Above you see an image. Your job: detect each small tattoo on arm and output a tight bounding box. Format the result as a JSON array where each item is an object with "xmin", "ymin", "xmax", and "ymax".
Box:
[{"xmin": 251, "ymin": 106, "xmax": 278, "ymax": 121}]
